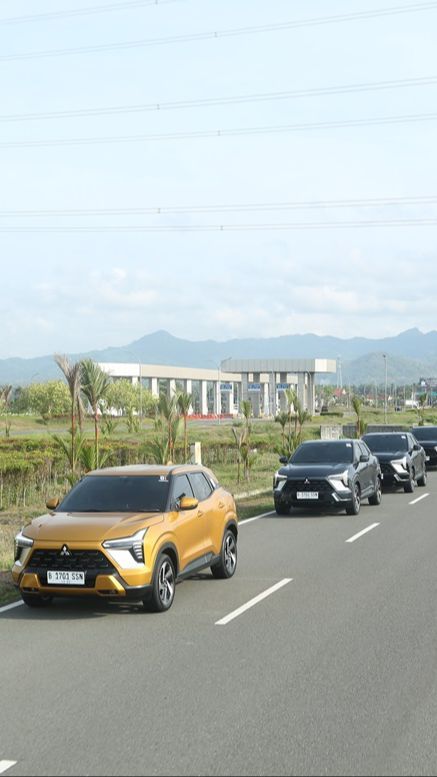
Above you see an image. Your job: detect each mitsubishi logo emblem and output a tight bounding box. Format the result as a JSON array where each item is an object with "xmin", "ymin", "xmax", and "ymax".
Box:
[
  {"xmin": 304, "ymin": 478, "xmax": 311, "ymax": 485},
  {"xmin": 60, "ymin": 544, "xmax": 71, "ymax": 557}
]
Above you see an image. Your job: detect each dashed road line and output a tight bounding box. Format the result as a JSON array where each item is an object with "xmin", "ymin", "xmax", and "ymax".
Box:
[
  {"xmin": 409, "ymin": 493, "xmax": 430, "ymax": 505},
  {"xmin": 215, "ymin": 578, "xmax": 293, "ymax": 625},
  {"xmin": 346, "ymin": 523, "xmax": 380, "ymax": 544},
  {"xmin": 239, "ymin": 510, "xmax": 275, "ymax": 526},
  {"xmin": 0, "ymin": 762, "xmax": 17, "ymax": 775},
  {"xmin": 0, "ymin": 601, "xmax": 23, "ymax": 615}
]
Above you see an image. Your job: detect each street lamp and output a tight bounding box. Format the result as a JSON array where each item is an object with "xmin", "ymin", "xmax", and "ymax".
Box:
[{"xmin": 382, "ymin": 355, "xmax": 387, "ymax": 421}]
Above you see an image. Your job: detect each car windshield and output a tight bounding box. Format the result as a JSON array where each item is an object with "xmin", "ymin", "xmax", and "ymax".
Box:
[
  {"xmin": 411, "ymin": 427, "xmax": 437, "ymax": 441},
  {"xmin": 290, "ymin": 442, "xmax": 354, "ymax": 464},
  {"xmin": 57, "ymin": 475, "xmax": 170, "ymax": 513},
  {"xmin": 363, "ymin": 434, "xmax": 409, "ymax": 453}
]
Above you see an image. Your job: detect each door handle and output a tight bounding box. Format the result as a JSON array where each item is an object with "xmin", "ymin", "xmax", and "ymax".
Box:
[
  {"xmin": 197, "ymin": 510, "xmax": 204, "ymax": 518},
  {"xmin": 218, "ymin": 502, "xmax": 224, "ymax": 508}
]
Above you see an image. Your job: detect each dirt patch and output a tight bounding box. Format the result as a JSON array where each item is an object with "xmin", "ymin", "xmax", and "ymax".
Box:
[{"xmin": 0, "ymin": 569, "xmax": 18, "ymax": 606}]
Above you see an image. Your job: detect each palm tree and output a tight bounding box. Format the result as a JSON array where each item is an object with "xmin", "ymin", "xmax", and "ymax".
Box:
[
  {"xmin": 352, "ymin": 395, "xmax": 364, "ymax": 438},
  {"xmin": 157, "ymin": 394, "xmax": 181, "ymax": 462},
  {"xmin": 177, "ymin": 392, "xmax": 192, "ymax": 462},
  {"xmin": 54, "ymin": 354, "xmax": 84, "ymax": 477},
  {"xmin": 284, "ymin": 387, "xmax": 298, "ymax": 437},
  {"xmin": 81, "ymin": 359, "xmax": 111, "ymax": 467},
  {"xmin": 274, "ymin": 411, "xmax": 289, "ymax": 448},
  {"xmin": 0, "ymin": 385, "xmax": 13, "ymax": 437}
]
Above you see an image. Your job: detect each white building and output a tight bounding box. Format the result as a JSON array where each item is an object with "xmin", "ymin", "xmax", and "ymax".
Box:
[{"xmin": 99, "ymin": 358, "xmax": 337, "ymax": 417}]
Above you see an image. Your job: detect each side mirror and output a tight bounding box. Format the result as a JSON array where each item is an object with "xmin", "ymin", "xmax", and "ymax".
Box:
[
  {"xmin": 179, "ymin": 496, "xmax": 199, "ymax": 511},
  {"xmin": 360, "ymin": 454, "xmax": 369, "ymax": 462},
  {"xmin": 46, "ymin": 497, "xmax": 60, "ymax": 511},
  {"xmin": 279, "ymin": 456, "xmax": 288, "ymax": 464},
  {"xmin": 413, "ymin": 444, "xmax": 422, "ymax": 451}
]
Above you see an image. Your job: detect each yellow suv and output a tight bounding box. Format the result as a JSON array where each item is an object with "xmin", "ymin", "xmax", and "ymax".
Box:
[{"xmin": 12, "ymin": 464, "xmax": 238, "ymax": 613}]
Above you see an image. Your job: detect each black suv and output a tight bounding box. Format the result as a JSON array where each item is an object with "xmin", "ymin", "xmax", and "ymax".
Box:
[
  {"xmin": 410, "ymin": 426, "xmax": 437, "ymax": 466},
  {"xmin": 273, "ymin": 439, "xmax": 382, "ymax": 516},
  {"xmin": 361, "ymin": 432, "xmax": 427, "ymax": 492}
]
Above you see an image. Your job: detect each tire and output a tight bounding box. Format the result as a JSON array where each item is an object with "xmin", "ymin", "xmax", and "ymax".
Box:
[
  {"xmin": 275, "ymin": 502, "xmax": 289, "ymax": 516},
  {"xmin": 346, "ymin": 483, "xmax": 361, "ymax": 515},
  {"xmin": 368, "ymin": 477, "xmax": 382, "ymax": 506},
  {"xmin": 21, "ymin": 592, "xmax": 52, "ymax": 608},
  {"xmin": 404, "ymin": 470, "xmax": 415, "ymax": 493},
  {"xmin": 211, "ymin": 529, "xmax": 238, "ymax": 580},
  {"xmin": 145, "ymin": 554, "xmax": 176, "ymax": 613},
  {"xmin": 417, "ymin": 469, "xmax": 427, "ymax": 487}
]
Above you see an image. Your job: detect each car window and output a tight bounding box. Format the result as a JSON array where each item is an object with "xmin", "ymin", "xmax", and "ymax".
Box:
[
  {"xmin": 58, "ymin": 475, "xmax": 170, "ymax": 513},
  {"xmin": 411, "ymin": 427, "xmax": 437, "ymax": 441},
  {"xmin": 358, "ymin": 442, "xmax": 370, "ymax": 458},
  {"xmin": 291, "ymin": 442, "xmax": 354, "ymax": 464},
  {"xmin": 189, "ymin": 472, "xmax": 213, "ymax": 502},
  {"xmin": 171, "ymin": 474, "xmax": 194, "ymax": 507},
  {"xmin": 362, "ymin": 434, "xmax": 409, "ymax": 453}
]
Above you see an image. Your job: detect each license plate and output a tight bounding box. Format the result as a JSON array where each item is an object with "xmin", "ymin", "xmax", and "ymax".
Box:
[
  {"xmin": 297, "ymin": 491, "xmax": 319, "ymax": 500},
  {"xmin": 47, "ymin": 570, "xmax": 85, "ymax": 585}
]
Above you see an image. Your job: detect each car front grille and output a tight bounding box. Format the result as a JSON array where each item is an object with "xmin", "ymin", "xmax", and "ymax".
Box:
[
  {"xmin": 26, "ymin": 549, "xmax": 115, "ymax": 588},
  {"xmin": 283, "ymin": 479, "xmax": 333, "ymax": 497},
  {"xmin": 380, "ymin": 461, "xmax": 395, "ymax": 476}
]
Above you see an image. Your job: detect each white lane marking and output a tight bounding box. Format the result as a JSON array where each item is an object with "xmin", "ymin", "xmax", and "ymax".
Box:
[
  {"xmin": 346, "ymin": 523, "xmax": 380, "ymax": 544},
  {"xmin": 239, "ymin": 510, "xmax": 275, "ymax": 526},
  {"xmin": 409, "ymin": 493, "xmax": 430, "ymax": 505},
  {"xmin": 215, "ymin": 578, "xmax": 293, "ymax": 626},
  {"xmin": 0, "ymin": 601, "xmax": 23, "ymax": 615},
  {"xmin": 0, "ymin": 762, "xmax": 17, "ymax": 775}
]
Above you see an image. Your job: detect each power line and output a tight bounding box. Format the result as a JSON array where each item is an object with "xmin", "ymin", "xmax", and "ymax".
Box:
[
  {"xmin": 2, "ymin": 111, "xmax": 437, "ymax": 148},
  {"xmin": 2, "ymin": 76, "xmax": 437, "ymax": 123},
  {"xmin": 1, "ymin": 2, "xmax": 436, "ymax": 61},
  {"xmin": 1, "ymin": 196, "xmax": 437, "ymax": 217},
  {"xmin": 0, "ymin": 0, "xmax": 182, "ymax": 25},
  {"xmin": 1, "ymin": 219, "xmax": 437, "ymax": 232}
]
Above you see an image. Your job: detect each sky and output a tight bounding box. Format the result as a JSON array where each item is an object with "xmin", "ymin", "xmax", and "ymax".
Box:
[{"xmin": 1, "ymin": 0, "xmax": 437, "ymax": 359}]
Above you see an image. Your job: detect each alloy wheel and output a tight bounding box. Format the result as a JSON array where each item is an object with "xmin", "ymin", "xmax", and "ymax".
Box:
[
  {"xmin": 158, "ymin": 560, "xmax": 175, "ymax": 607},
  {"xmin": 224, "ymin": 534, "xmax": 237, "ymax": 575}
]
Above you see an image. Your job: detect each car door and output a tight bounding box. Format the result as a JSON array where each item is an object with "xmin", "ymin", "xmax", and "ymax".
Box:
[
  {"xmin": 355, "ymin": 441, "xmax": 371, "ymax": 496},
  {"xmin": 409, "ymin": 433, "xmax": 425, "ymax": 478},
  {"xmin": 188, "ymin": 472, "xmax": 218, "ymax": 554},
  {"xmin": 169, "ymin": 474, "xmax": 208, "ymax": 571},
  {"xmin": 358, "ymin": 440, "xmax": 375, "ymax": 495}
]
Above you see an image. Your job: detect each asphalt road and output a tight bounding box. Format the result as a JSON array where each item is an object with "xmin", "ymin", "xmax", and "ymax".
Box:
[{"xmin": 1, "ymin": 475, "xmax": 437, "ymax": 776}]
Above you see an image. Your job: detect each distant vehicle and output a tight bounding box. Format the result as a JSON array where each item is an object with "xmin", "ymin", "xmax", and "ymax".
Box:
[
  {"xmin": 361, "ymin": 432, "xmax": 427, "ymax": 492},
  {"xmin": 410, "ymin": 425, "xmax": 437, "ymax": 466},
  {"xmin": 273, "ymin": 439, "xmax": 382, "ymax": 516},
  {"xmin": 12, "ymin": 464, "xmax": 238, "ymax": 612}
]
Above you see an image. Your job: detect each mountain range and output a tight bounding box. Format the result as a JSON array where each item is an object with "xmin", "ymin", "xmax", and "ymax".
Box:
[{"xmin": 1, "ymin": 328, "xmax": 437, "ymax": 387}]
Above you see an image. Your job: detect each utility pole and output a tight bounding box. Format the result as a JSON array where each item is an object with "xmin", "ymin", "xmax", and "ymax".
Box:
[{"xmin": 383, "ymin": 354, "xmax": 388, "ymax": 423}]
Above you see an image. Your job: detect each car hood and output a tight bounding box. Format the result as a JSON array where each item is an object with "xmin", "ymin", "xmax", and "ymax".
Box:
[
  {"xmin": 24, "ymin": 511, "xmax": 164, "ymax": 543},
  {"xmin": 371, "ymin": 451, "xmax": 407, "ymax": 462},
  {"xmin": 279, "ymin": 463, "xmax": 351, "ymax": 479}
]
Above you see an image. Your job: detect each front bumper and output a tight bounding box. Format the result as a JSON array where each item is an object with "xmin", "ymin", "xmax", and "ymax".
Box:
[
  {"xmin": 274, "ymin": 479, "xmax": 353, "ymax": 509},
  {"xmin": 12, "ymin": 542, "xmax": 154, "ymax": 600},
  {"xmin": 379, "ymin": 462, "xmax": 410, "ymax": 484}
]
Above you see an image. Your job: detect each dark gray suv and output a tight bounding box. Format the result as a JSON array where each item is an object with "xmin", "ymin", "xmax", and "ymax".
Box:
[
  {"xmin": 361, "ymin": 432, "xmax": 427, "ymax": 492},
  {"xmin": 273, "ymin": 439, "xmax": 382, "ymax": 516}
]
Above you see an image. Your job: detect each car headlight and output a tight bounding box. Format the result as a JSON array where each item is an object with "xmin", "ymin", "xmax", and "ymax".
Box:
[
  {"xmin": 14, "ymin": 530, "xmax": 34, "ymax": 562},
  {"xmin": 328, "ymin": 470, "xmax": 350, "ymax": 492},
  {"xmin": 103, "ymin": 528, "xmax": 147, "ymax": 564},
  {"xmin": 273, "ymin": 472, "xmax": 287, "ymax": 490},
  {"xmin": 391, "ymin": 457, "xmax": 408, "ymax": 473}
]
